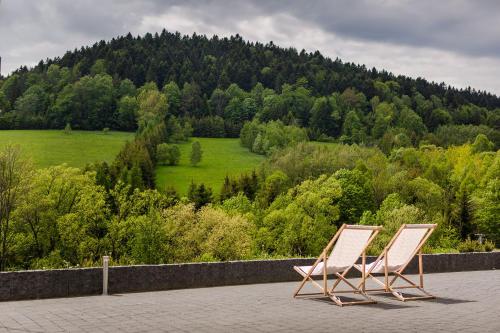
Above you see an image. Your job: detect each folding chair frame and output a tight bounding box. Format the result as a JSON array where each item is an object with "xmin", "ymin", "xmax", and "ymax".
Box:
[
  {"xmin": 357, "ymin": 224, "xmax": 437, "ymax": 302},
  {"xmin": 293, "ymin": 224, "xmax": 382, "ymax": 307}
]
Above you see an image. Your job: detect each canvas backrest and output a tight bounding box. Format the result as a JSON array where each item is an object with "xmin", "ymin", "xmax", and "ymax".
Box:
[
  {"xmin": 326, "ymin": 227, "xmax": 375, "ymax": 269},
  {"xmin": 386, "ymin": 225, "xmax": 434, "ymax": 268}
]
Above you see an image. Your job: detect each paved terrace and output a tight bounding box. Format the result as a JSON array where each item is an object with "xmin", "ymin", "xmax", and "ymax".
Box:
[{"xmin": 0, "ymin": 270, "xmax": 498, "ymax": 332}]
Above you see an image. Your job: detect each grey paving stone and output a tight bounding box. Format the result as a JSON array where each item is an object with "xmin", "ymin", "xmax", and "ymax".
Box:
[{"xmin": 0, "ymin": 270, "xmax": 498, "ymax": 332}]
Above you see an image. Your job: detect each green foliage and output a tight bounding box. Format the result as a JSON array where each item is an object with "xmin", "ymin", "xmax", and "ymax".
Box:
[
  {"xmin": 187, "ymin": 182, "xmax": 213, "ymax": 209},
  {"xmin": 136, "ymin": 87, "xmax": 167, "ymax": 132},
  {"xmin": 2, "ymin": 31, "xmax": 500, "ymax": 270},
  {"xmin": 156, "ymin": 143, "xmax": 181, "ymax": 166},
  {"xmin": 108, "ymin": 202, "xmax": 254, "ymax": 264},
  {"xmin": 256, "ymin": 171, "xmax": 289, "ymax": 207},
  {"xmin": 309, "ymin": 96, "xmax": 339, "ymax": 138},
  {"xmin": 117, "ymin": 95, "xmax": 138, "ymax": 131},
  {"xmin": 333, "ymin": 169, "xmax": 375, "ymax": 225},
  {"xmin": 51, "ymin": 74, "xmax": 115, "ymax": 130},
  {"xmin": 404, "ymin": 177, "xmax": 444, "ymax": 215},
  {"xmin": 197, "ymin": 206, "xmax": 254, "ymax": 261},
  {"xmin": 263, "ymin": 142, "xmax": 384, "ymax": 186},
  {"xmin": 190, "ymin": 141, "xmax": 202, "ymax": 166},
  {"xmin": 240, "ymin": 120, "xmax": 308, "ymax": 155},
  {"xmin": 1, "ymin": 31, "xmax": 498, "ymax": 152},
  {"xmin": 0, "ymin": 91, "xmax": 10, "ymax": 113},
  {"xmin": 262, "ymin": 141, "xmax": 497, "ymax": 254},
  {"xmin": 1, "ymin": 137, "xmax": 498, "ymax": 270},
  {"xmin": 221, "ymin": 193, "xmax": 255, "ymax": 215},
  {"xmin": 471, "ymin": 178, "xmax": 500, "ymax": 245},
  {"xmin": 220, "ymin": 171, "xmax": 259, "ymax": 201},
  {"xmin": 64, "ymin": 123, "xmax": 72, "ymax": 134},
  {"xmin": 0, "ymin": 145, "xmax": 31, "ymax": 270},
  {"xmin": 457, "ymin": 238, "xmax": 489, "ymax": 253},
  {"xmin": 360, "ymin": 194, "xmax": 430, "ymax": 255},
  {"xmin": 190, "ymin": 116, "xmax": 226, "ymax": 137},
  {"xmin": 472, "ymin": 134, "xmax": 494, "ymax": 153},
  {"xmin": 10, "ymin": 164, "xmax": 108, "ymax": 268},
  {"xmin": 163, "ymin": 81, "xmax": 182, "ymax": 116},
  {"xmin": 484, "ymin": 240, "xmax": 495, "ymax": 251},
  {"xmin": 13, "ymin": 85, "xmax": 49, "ymax": 127},
  {"xmin": 258, "ymin": 174, "xmax": 342, "ymax": 256},
  {"xmin": 342, "ymin": 110, "xmax": 366, "ymax": 144},
  {"xmin": 128, "ymin": 211, "xmax": 168, "ymax": 264},
  {"xmin": 165, "ymin": 116, "xmax": 191, "ymax": 142},
  {"xmin": 435, "ymin": 125, "xmax": 498, "ymax": 148}
]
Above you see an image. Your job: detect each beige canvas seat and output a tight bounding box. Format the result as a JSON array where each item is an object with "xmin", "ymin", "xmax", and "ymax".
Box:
[
  {"xmin": 293, "ymin": 224, "xmax": 382, "ymax": 306},
  {"xmin": 354, "ymin": 223, "xmax": 437, "ymax": 302}
]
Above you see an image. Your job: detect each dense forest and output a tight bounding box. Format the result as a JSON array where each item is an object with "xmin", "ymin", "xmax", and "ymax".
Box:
[
  {"xmin": 0, "ymin": 31, "xmax": 498, "ymax": 271},
  {"xmin": 0, "ymin": 31, "xmax": 499, "ymax": 149},
  {"xmin": 1, "ymin": 141, "xmax": 497, "ymax": 270}
]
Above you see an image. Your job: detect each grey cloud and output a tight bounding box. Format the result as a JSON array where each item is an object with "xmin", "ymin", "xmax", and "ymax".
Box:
[{"xmin": 244, "ymin": 0, "xmax": 500, "ymax": 57}]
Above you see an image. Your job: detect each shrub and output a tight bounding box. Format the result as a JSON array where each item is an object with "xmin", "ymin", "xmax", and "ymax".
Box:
[
  {"xmin": 187, "ymin": 182, "xmax": 213, "ymax": 209},
  {"xmin": 190, "ymin": 141, "xmax": 202, "ymax": 166},
  {"xmin": 197, "ymin": 206, "xmax": 254, "ymax": 261},
  {"xmin": 457, "ymin": 238, "xmax": 485, "ymax": 253},
  {"xmin": 483, "ymin": 240, "xmax": 495, "ymax": 252},
  {"xmin": 240, "ymin": 120, "xmax": 308, "ymax": 155},
  {"xmin": 64, "ymin": 123, "xmax": 72, "ymax": 134},
  {"xmin": 156, "ymin": 143, "xmax": 181, "ymax": 165}
]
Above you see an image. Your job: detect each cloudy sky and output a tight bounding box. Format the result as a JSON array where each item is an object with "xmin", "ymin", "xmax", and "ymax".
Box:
[{"xmin": 1, "ymin": 0, "xmax": 499, "ymax": 94}]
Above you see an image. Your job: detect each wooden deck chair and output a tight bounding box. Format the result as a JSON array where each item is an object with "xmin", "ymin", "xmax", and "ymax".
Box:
[
  {"xmin": 293, "ymin": 224, "xmax": 382, "ymax": 306},
  {"xmin": 354, "ymin": 223, "xmax": 437, "ymax": 302}
]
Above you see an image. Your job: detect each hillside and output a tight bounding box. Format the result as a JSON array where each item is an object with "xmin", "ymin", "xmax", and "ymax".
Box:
[{"xmin": 0, "ymin": 31, "xmax": 498, "ymax": 153}]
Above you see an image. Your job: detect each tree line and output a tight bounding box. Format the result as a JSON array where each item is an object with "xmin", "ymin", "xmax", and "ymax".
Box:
[{"xmin": 0, "ymin": 31, "xmax": 499, "ymax": 151}]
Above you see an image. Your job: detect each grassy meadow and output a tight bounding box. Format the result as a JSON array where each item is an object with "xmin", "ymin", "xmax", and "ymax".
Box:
[
  {"xmin": 156, "ymin": 137, "xmax": 264, "ymax": 196},
  {"xmin": 0, "ymin": 130, "xmax": 134, "ymax": 168}
]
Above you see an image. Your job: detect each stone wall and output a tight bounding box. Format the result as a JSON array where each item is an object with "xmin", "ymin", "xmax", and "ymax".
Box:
[{"xmin": 0, "ymin": 252, "xmax": 498, "ymax": 301}]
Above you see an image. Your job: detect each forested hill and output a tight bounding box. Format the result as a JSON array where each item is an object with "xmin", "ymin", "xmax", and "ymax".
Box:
[
  {"xmin": 1, "ymin": 30, "xmax": 499, "ymax": 149},
  {"xmin": 9, "ymin": 31, "xmax": 500, "ymax": 107}
]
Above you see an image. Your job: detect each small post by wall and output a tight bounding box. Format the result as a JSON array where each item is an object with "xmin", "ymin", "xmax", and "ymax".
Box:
[{"xmin": 102, "ymin": 256, "xmax": 109, "ymax": 295}]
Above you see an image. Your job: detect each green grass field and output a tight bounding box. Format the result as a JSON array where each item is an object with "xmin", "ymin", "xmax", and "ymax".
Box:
[
  {"xmin": 156, "ymin": 138, "xmax": 264, "ymax": 196},
  {"xmin": 0, "ymin": 130, "xmax": 134, "ymax": 168}
]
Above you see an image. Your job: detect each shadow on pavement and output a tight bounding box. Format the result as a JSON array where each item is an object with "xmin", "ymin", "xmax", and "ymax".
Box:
[
  {"xmin": 430, "ymin": 297, "xmax": 476, "ymax": 305},
  {"xmin": 370, "ymin": 293, "xmax": 476, "ymax": 305},
  {"xmin": 303, "ymin": 296, "xmax": 419, "ymax": 309}
]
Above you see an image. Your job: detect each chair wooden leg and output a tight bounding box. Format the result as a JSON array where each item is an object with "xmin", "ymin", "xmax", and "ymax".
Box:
[
  {"xmin": 293, "ymin": 267, "xmax": 326, "ymax": 297},
  {"xmin": 389, "ymin": 272, "xmax": 435, "ymax": 301},
  {"xmin": 360, "ymin": 271, "xmax": 435, "ymax": 302},
  {"xmin": 328, "ymin": 273, "xmax": 377, "ymax": 306}
]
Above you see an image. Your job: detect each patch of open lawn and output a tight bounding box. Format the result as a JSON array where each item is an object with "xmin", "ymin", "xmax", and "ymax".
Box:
[
  {"xmin": 156, "ymin": 138, "xmax": 264, "ymax": 197},
  {"xmin": 0, "ymin": 130, "xmax": 134, "ymax": 168}
]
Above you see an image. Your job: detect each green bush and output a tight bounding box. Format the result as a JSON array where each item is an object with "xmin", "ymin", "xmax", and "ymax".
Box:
[
  {"xmin": 457, "ymin": 238, "xmax": 486, "ymax": 253},
  {"xmin": 64, "ymin": 123, "xmax": 72, "ymax": 134},
  {"xmin": 240, "ymin": 120, "xmax": 308, "ymax": 155},
  {"xmin": 156, "ymin": 143, "xmax": 181, "ymax": 165},
  {"xmin": 483, "ymin": 240, "xmax": 495, "ymax": 252}
]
